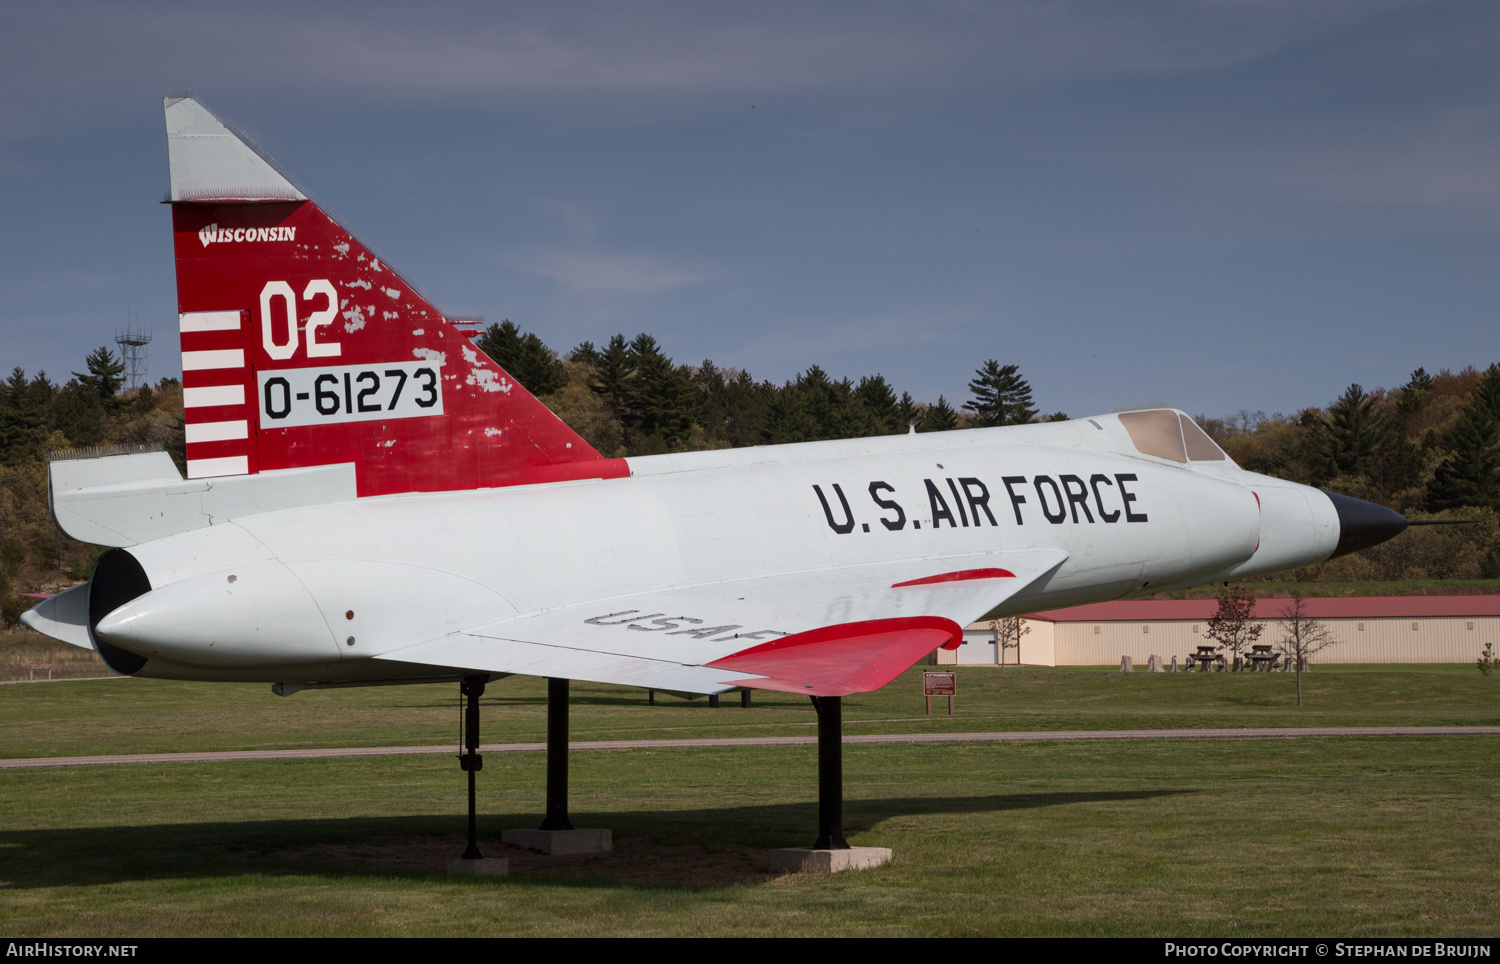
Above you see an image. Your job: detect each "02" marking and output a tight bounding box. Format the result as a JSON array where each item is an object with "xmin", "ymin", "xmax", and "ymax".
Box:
[{"xmin": 260, "ymin": 279, "xmax": 341, "ymax": 360}]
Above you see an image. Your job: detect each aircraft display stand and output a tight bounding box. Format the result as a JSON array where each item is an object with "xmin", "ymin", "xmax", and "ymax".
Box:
[
  {"xmin": 767, "ymin": 695, "xmax": 892, "ymax": 874},
  {"xmin": 448, "ymin": 676, "xmax": 509, "ymax": 876},
  {"xmin": 503, "ymin": 678, "xmax": 613, "ymax": 855}
]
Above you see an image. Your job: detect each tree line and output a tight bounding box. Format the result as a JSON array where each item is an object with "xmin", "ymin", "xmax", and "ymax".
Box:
[
  {"xmin": 0, "ymin": 348, "xmax": 186, "ymax": 622},
  {"xmin": 475, "ymin": 321, "xmax": 1058, "ymax": 458},
  {"xmin": 1203, "ymin": 366, "xmax": 1500, "ymax": 515},
  {"xmin": 1199, "ymin": 366, "xmax": 1500, "ymax": 582}
]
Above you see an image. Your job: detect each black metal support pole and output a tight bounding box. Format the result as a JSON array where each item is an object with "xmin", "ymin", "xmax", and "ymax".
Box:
[
  {"xmin": 740, "ymin": 688, "xmax": 751, "ymax": 709},
  {"xmin": 709, "ymin": 693, "xmax": 719, "ymax": 708},
  {"xmin": 810, "ymin": 695, "xmax": 849, "ymax": 850},
  {"xmin": 459, "ymin": 675, "xmax": 486, "ymax": 860},
  {"xmin": 539, "ymin": 677, "xmax": 575, "ymax": 831}
]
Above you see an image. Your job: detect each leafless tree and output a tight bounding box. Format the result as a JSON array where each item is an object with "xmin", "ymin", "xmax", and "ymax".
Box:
[
  {"xmin": 1275, "ymin": 596, "xmax": 1337, "ymax": 706},
  {"xmin": 994, "ymin": 617, "xmax": 1030, "ymax": 668},
  {"xmin": 1205, "ymin": 585, "xmax": 1264, "ymax": 668}
]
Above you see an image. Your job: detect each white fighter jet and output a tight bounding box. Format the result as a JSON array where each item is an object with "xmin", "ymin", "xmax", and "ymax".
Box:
[{"xmin": 23, "ymin": 98, "xmax": 1412, "ymax": 853}]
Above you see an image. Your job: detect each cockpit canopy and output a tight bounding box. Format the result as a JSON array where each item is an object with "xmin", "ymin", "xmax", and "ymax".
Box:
[{"xmin": 1117, "ymin": 410, "xmax": 1226, "ymax": 463}]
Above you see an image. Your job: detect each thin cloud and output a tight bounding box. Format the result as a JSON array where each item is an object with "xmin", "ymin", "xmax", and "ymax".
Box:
[
  {"xmin": 1246, "ymin": 108, "xmax": 1500, "ymax": 211},
  {"xmin": 509, "ymin": 247, "xmax": 705, "ymax": 297},
  {"xmin": 0, "ymin": 1, "xmax": 1435, "ymax": 134},
  {"xmin": 1088, "ymin": 100, "xmax": 1500, "ymax": 217}
]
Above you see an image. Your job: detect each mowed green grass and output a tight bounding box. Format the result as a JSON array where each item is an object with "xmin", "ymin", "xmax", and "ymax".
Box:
[
  {"xmin": 0, "ymin": 667, "xmax": 1497, "ymax": 936},
  {"xmin": 0, "ymin": 664, "xmax": 1496, "ymax": 760},
  {"xmin": 0, "ymin": 737, "xmax": 1495, "ymax": 936}
]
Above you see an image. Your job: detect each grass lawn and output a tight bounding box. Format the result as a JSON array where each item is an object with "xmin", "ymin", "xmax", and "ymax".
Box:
[
  {"xmin": 0, "ymin": 663, "xmax": 1495, "ymax": 760},
  {"xmin": 0, "ymin": 737, "xmax": 1495, "ymax": 936},
  {"xmin": 0, "ymin": 629, "xmax": 111, "ymax": 682},
  {"xmin": 0, "ymin": 664, "xmax": 1496, "ymax": 936}
]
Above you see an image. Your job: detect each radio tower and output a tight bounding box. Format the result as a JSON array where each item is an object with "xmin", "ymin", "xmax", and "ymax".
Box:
[{"xmin": 115, "ymin": 316, "xmax": 152, "ymax": 392}]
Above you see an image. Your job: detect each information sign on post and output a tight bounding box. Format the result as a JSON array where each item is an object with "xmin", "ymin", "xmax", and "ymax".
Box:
[{"xmin": 923, "ymin": 671, "xmax": 956, "ymax": 716}]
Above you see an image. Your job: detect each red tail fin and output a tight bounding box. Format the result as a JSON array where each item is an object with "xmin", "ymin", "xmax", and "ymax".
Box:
[{"xmin": 165, "ymin": 96, "xmax": 624, "ymax": 496}]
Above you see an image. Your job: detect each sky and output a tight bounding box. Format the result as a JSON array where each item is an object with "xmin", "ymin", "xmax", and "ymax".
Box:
[{"xmin": 1, "ymin": 1, "xmax": 1497, "ymax": 420}]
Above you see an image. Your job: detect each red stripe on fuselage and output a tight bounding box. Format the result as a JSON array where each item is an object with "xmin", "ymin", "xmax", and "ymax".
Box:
[{"xmin": 890, "ymin": 568, "xmax": 1015, "ymax": 588}]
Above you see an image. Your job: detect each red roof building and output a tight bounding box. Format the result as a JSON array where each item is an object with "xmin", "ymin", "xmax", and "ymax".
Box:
[{"xmin": 944, "ymin": 596, "xmax": 1500, "ymax": 667}]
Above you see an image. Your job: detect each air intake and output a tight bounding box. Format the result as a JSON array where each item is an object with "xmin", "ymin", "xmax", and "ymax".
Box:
[{"xmin": 87, "ymin": 549, "xmax": 153, "ymax": 675}]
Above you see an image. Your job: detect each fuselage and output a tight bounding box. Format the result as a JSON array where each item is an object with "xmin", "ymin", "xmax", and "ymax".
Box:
[{"xmin": 84, "ymin": 413, "xmax": 1339, "ymax": 683}]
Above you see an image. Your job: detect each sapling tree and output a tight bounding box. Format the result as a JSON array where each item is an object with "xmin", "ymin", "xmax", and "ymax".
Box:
[
  {"xmin": 1205, "ymin": 585, "xmax": 1263, "ymax": 669},
  {"xmin": 994, "ymin": 616, "xmax": 1030, "ymax": 668},
  {"xmin": 1275, "ymin": 596, "xmax": 1337, "ymax": 706}
]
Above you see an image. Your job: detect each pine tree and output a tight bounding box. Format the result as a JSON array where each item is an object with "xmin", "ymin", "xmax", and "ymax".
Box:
[
  {"xmin": 1473, "ymin": 363, "xmax": 1500, "ymax": 420},
  {"xmin": 897, "ymin": 392, "xmax": 920, "ymax": 432},
  {"xmin": 589, "ymin": 335, "xmax": 634, "ymax": 423},
  {"xmin": 964, "ymin": 360, "xmax": 1036, "ymax": 427},
  {"xmin": 794, "ymin": 366, "xmax": 841, "ymax": 440},
  {"xmin": 835, "ymin": 376, "xmax": 889, "ymax": 440},
  {"xmin": 474, "ymin": 320, "xmax": 566, "ymax": 397},
  {"xmin": 0, "ymin": 369, "xmax": 41, "ymax": 465},
  {"xmin": 4, "ymin": 368, "xmax": 27, "ymax": 405},
  {"xmin": 854, "ymin": 375, "xmax": 901, "ymax": 434},
  {"xmin": 567, "ymin": 341, "xmax": 601, "ymax": 367},
  {"xmin": 25, "ymin": 371, "xmax": 55, "ymax": 413},
  {"xmin": 794, "ymin": 368, "xmax": 887, "ymax": 441},
  {"xmin": 919, "ymin": 395, "xmax": 960, "ymax": 433},
  {"xmin": 1325, "ymin": 383, "xmax": 1382, "ymax": 479},
  {"xmin": 1364, "ymin": 369, "xmax": 1435, "ymax": 499},
  {"xmin": 1288, "ymin": 408, "xmax": 1338, "ymax": 487},
  {"xmin": 72, "ymin": 347, "xmax": 125, "ymax": 402},
  {"xmin": 761, "ymin": 385, "xmax": 817, "ymax": 444},
  {"xmin": 694, "ymin": 362, "xmax": 770, "ymax": 447},
  {"xmin": 1395, "ymin": 367, "xmax": 1434, "ymax": 425},
  {"xmin": 1428, "ymin": 365, "xmax": 1500, "ymax": 511},
  {"xmin": 1372, "ymin": 431, "xmax": 1425, "ymax": 498},
  {"xmin": 624, "ymin": 334, "xmax": 696, "ymax": 447}
]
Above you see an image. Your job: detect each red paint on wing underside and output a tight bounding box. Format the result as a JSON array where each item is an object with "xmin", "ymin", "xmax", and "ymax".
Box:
[
  {"xmin": 890, "ymin": 568, "xmax": 1015, "ymax": 588},
  {"xmin": 171, "ymin": 200, "xmax": 627, "ymax": 496},
  {"xmin": 706, "ymin": 616, "xmax": 963, "ymax": 698}
]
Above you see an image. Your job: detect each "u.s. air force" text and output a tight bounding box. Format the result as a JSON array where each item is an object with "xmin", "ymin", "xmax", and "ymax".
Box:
[{"xmin": 812, "ymin": 474, "xmax": 1148, "ymax": 534}]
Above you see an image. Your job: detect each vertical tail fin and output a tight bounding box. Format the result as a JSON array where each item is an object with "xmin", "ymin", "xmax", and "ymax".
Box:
[{"xmin": 165, "ymin": 96, "xmax": 625, "ymax": 496}]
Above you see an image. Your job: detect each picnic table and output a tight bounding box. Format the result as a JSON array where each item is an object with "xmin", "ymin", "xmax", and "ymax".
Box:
[
  {"xmin": 1184, "ymin": 646, "xmax": 1225, "ymax": 672},
  {"xmin": 1245, "ymin": 645, "xmax": 1281, "ymax": 672}
]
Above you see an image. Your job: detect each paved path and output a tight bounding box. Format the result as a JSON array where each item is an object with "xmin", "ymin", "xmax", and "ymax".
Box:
[{"xmin": 2, "ymin": 726, "xmax": 1495, "ymax": 770}]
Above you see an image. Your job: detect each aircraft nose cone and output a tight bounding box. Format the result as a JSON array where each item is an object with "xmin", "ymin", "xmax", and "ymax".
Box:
[
  {"xmin": 1322, "ymin": 490, "xmax": 1409, "ymax": 559},
  {"xmin": 93, "ymin": 602, "xmax": 144, "ymax": 646}
]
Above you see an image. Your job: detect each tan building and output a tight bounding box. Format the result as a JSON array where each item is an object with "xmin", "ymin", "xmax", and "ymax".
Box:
[{"xmin": 941, "ymin": 595, "xmax": 1500, "ymax": 666}]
